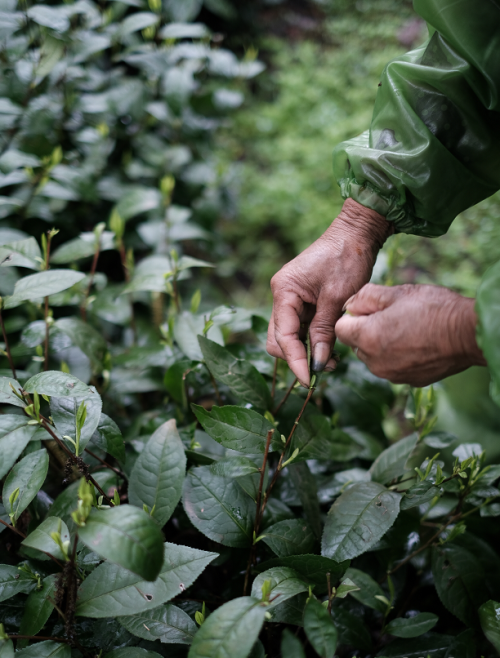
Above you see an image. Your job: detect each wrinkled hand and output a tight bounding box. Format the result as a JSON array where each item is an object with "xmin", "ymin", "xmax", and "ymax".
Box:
[
  {"xmin": 335, "ymin": 283, "xmax": 486, "ymax": 387},
  {"xmin": 267, "ymin": 199, "xmax": 392, "ymax": 386}
]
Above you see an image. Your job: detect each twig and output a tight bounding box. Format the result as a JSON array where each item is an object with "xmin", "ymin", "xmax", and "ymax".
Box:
[
  {"xmin": 243, "ymin": 429, "xmax": 274, "ymax": 595},
  {"xmin": 272, "ymin": 377, "xmax": 298, "ymax": 416},
  {"xmin": 0, "ymin": 307, "xmax": 16, "ymax": 378},
  {"xmin": 271, "ymin": 358, "xmax": 278, "ymax": 402},
  {"xmin": 206, "ymin": 365, "xmax": 222, "ymax": 406},
  {"xmin": 80, "ymin": 240, "xmax": 100, "ymax": 322},
  {"xmin": 84, "ymin": 447, "xmax": 126, "ymax": 479},
  {"xmin": 172, "ymin": 276, "xmax": 181, "ymax": 312},
  {"xmin": 43, "ymin": 230, "xmax": 54, "ymax": 372},
  {"xmin": 260, "ymin": 386, "xmax": 315, "ymax": 519},
  {"xmin": 118, "ymin": 241, "xmax": 137, "ymax": 343},
  {"xmin": 327, "ymin": 572, "xmax": 333, "ymax": 614}
]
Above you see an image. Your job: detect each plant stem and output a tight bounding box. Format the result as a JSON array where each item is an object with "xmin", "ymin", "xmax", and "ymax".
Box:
[
  {"xmin": 260, "ymin": 386, "xmax": 315, "ymax": 519},
  {"xmin": 118, "ymin": 241, "xmax": 137, "ymax": 343},
  {"xmin": 80, "ymin": 240, "xmax": 100, "ymax": 321},
  {"xmin": 0, "ymin": 308, "xmax": 16, "ymax": 379},
  {"xmin": 43, "ymin": 230, "xmax": 53, "ymax": 372},
  {"xmin": 271, "ymin": 358, "xmax": 278, "ymax": 402},
  {"xmin": 327, "ymin": 572, "xmax": 333, "ymax": 615},
  {"xmin": 272, "ymin": 377, "xmax": 298, "ymax": 416},
  {"xmin": 172, "ymin": 275, "xmax": 181, "ymax": 312},
  {"xmin": 205, "ymin": 365, "xmax": 222, "ymax": 406},
  {"xmin": 243, "ymin": 429, "xmax": 274, "ymax": 596},
  {"xmin": 84, "ymin": 447, "xmax": 126, "ymax": 479}
]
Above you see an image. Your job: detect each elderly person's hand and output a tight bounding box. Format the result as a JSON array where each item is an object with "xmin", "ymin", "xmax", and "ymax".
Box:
[
  {"xmin": 267, "ymin": 199, "xmax": 393, "ymax": 387},
  {"xmin": 335, "ymin": 283, "xmax": 487, "ymax": 387}
]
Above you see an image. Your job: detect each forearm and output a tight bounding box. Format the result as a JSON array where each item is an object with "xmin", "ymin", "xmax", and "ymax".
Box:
[{"xmin": 454, "ymin": 297, "xmax": 487, "ymax": 368}]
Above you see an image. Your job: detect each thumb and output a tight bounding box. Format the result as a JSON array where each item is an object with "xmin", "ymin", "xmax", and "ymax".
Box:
[
  {"xmin": 309, "ymin": 288, "xmax": 342, "ymax": 372},
  {"xmin": 344, "ymin": 283, "xmax": 407, "ymax": 316}
]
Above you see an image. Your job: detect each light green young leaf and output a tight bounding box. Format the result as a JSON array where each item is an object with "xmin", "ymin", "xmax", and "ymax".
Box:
[
  {"xmin": 192, "ymin": 405, "xmax": 280, "ymax": 454},
  {"xmin": 19, "ymin": 574, "xmax": 57, "ymax": 637},
  {"xmin": 369, "ymin": 433, "xmax": 419, "ymax": 484},
  {"xmin": 261, "ymin": 519, "xmax": 315, "ymax": 558},
  {"xmin": 321, "ymin": 482, "xmax": 401, "ymax": 561},
  {"xmin": 0, "ymin": 565, "xmax": 36, "ymax": 602},
  {"xmin": 78, "ymin": 505, "xmax": 164, "ymax": 581},
  {"xmin": 24, "ymin": 371, "xmax": 93, "ymax": 397},
  {"xmin": 182, "ymin": 465, "xmax": 255, "ymax": 547},
  {"xmin": 385, "ymin": 612, "xmax": 438, "ymax": 638},
  {"xmin": 3, "ymin": 449, "xmax": 49, "ymax": 522},
  {"xmin": 0, "ymin": 238, "xmax": 42, "ymax": 270},
  {"xmin": 129, "ymin": 419, "xmax": 186, "ymax": 527},
  {"xmin": 118, "ymin": 603, "xmax": 197, "ymax": 644},
  {"xmin": 187, "ymin": 596, "xmax": 265, "ymax": 658},
  {"xmin": 251, "ymin": 567, "xmax": 309, "ymax": 610},
  {"xmin": 198, "ymin": 336, "xmax": 271, "ymax": 413},
  {"xmin": 303, "ymin": 597, "xmax": 338, "ymax": 658},
  {"xmin": 76, "ymin": 543, "xmax": 217, "ymax": 617},
  {"xmin": 0, "ymin": 416, "xmax": 39, "ymax": 479},
  {"xmin": 3, "ymin": 270, "xmax": 85, "ymax": 307},
  {"xmin": 21, "ymin": 517, "xmax": 70, "ymax": 561}
]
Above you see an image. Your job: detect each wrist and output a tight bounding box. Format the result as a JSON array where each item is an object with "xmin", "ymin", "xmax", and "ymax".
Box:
[
  {"xmin": 333, "ymin": 199, "xmax": 393, "ymax": 253},
  {"xmin": 451, "ymin": 296, "xmax": 487, "ymax": 367}
]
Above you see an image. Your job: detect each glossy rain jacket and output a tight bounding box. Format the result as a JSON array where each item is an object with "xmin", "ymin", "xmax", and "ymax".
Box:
[{"xmin": 334, "ymin": 0, "xmax": 500, "ymax": 401}]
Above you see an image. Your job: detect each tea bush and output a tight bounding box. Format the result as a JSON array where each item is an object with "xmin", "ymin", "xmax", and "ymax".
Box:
[{"xmin": 2, "ymin": 1, "xmax": 500, "ymax": 658}]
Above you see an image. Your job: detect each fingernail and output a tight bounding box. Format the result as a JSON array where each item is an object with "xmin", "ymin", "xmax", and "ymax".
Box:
[
  {"xmin": 342, "ymin": 295, "xmax": 356, "ymax": 312},
  {"xmin": 312, "ymin": 342, "xmax": 331, "ymax": 372}
]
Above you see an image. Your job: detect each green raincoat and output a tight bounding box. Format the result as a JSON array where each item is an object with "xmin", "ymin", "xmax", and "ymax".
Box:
[{"xmin": 333, "ymin": 0, "xmax": 500, "ymax": 402}]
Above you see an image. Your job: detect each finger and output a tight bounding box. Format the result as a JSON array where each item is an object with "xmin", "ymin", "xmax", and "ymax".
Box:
[
  {"xmin": 309, "ymin": 288, "xmax": 342, "ymax": 372},
  {"xmin": 267, "ymin": 310, "xmax": 285, "ymax": 360},
  {"xmin": 344, "ymin": 283, "xmax": 408, "ymax": 316},
  {"xmin": 335, "ymin": 314, "xmax": 369, "ymax": 349},
  {"xmin": 273, "ymin": 292, "xmax": 310, "ymax": 387},
  {"xmin": 323, "ymin": 357, "xmax": 338, "ymax": 372}
]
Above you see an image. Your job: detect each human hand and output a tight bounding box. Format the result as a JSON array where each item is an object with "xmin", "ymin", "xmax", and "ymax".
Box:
[
  {"xmin": 335, "ymin": 283, "xmax": 486, "ymax": 387},
  {"xmin": 267, "ymin": 199, "xmax": 392, "ymax": 387}
]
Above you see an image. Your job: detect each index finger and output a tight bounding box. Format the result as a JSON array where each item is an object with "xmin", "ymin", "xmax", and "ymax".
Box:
[{"xmin": 273, "ymin": 291, "xmax": 310, "ymax": 387}]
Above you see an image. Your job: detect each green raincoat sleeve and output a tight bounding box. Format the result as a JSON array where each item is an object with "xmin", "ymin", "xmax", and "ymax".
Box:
[{"xmin": 333, "ymin": 0, "xmax": 500, "ymax": 237}]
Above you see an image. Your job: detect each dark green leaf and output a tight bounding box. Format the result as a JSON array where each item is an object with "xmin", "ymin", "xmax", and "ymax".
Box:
[
  {"xmin": 303, "ymin": 597, "xmax": 338, "ymax": 658},
  {"xmin": 288, "ymin": 462, "xmax": 322, "ymax": 539},
  {"xmin": 182, "ymin": 465, "xmax": 255, "ymax": 547},
  {"xmin": 444, "ymin": 629, "xmax": 476, "ymax": 658},
  {"xmin": 431, "ymin": 543, "xmax": 487, "ymax": 624},
  {"xmin": 262, "ymin": 519, "xmax": 315, "ymax": 557},
  {"xmin": 48, "ymin": 471, "xmax": 119, "ymax": 527},
  {"xmin": 76, "ymin": 543, "xmax": 217, "ymax": 617},
  {"xmin": 118, "ymin": 603, "xmax": 197, "ymax": 644},
  {"xmin": 3, "ymin": 448, "xmax": 49, "ymax": 522},
  {"xmin": 198, "ymin": 336, "xmax": 271, "ymax": 412},
  {"xmin": 187, "ymin": 596, "xmax": 265, "ymax": 658},
  {"xmin": 55, "ymin": 318, "xmax": 108, "ymax": 375},
  {"xmin": 104, "ymin": 650, "xmax": 161, "ymax": 658},
  {"xmin": 251, "ymin": 567, "xmax": 309, "ymax": 609},
  {"xmin": 401, "ymin": 479, "xmax": 442, "ymax": 510},
  {"xmin": 4, "ymin": 270, "xmax": 85, "ymax": 307},
  {"xmin": 16, "ymin": 642, "xmax": 70, "ymax": 657},
  {"xmin": 0, "ymin": 565, "xmax": 36, "ymax": 602},
  {"xmin": 0, "ymin": 237, "xmax": 42, "ymax": 270},
  {"xmin": 256, "ymin": 555, "xmax": 348, "ymax": 591},
  {"xmin": 280, "ymin": 629, "xmax": 305, "ymax": 658},
  {"xmin": 51, "ymin": 387, "xmax": 102, "ymax": 455},
  {"xmin": 21, "ymin": 517, "xmax": 70, "ymax": 561},
  {"xmin": 369, "ymin": 433, "xmax": 418, "ymax": 484},
  {"xmin": 210, "ymin": 457, "xmax": 260, "ymax": 478},
  {"xmin": 90, "ymin": 414, "xmax": 125, "ymax": 462},
  {"xmin": 78, "ymin": 505, "xmax": 164, "ymax": 581},
  {"xmin": 290, "ymin": 415, "xmax": 362, "ymax": 462},
  {"xmin": 0, "ymin": 416, "xmax": 39, "ymax": 479},
  {"xmin": 24, "ymin": 371, "xmax": 93, "ymax": 397},
  {"xmin": 19, "ymin": 574, "xmax": 57, "ymax": 637},
  {"xmin": 330, "ymin": 606, "xmax": 372, "ymax": 652},
  {"xmin": 192, "ymin": 404, "xmax": 279, "ymax": 454},
  {"xmin": 343, "ymin": 568, "xmax": 387, "ymax": 613},
  {"xmin": 375, "ymin": 633, "xmax": 454, "ymax": 657},
  {"xmin": 321, "ymin": 482, "xmax": 401, "ymax": 561},
  {"xmin": 385, "ymin": 612, "xmax": 438, "ymax": 638},
  {"xmin": 129, "ymin": 419, "xmax": 186, "ymax": 527}
]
